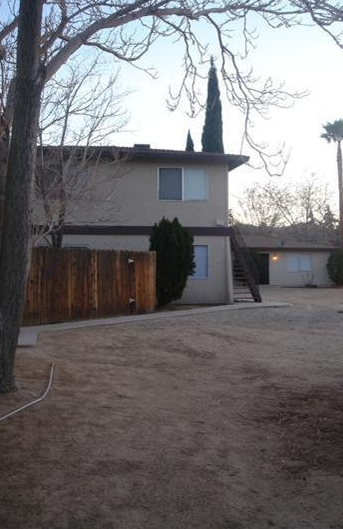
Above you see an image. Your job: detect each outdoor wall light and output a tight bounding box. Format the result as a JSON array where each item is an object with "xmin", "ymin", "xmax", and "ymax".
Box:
[{"xmin": 271, "ymin": 254, "xmax": 279, "ymax": 262}]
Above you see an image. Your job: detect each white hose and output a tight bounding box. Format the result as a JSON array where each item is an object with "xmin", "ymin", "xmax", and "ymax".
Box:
[{"xmin": 0, "ymin": 363, "xmax": 55, "ymax": 423}]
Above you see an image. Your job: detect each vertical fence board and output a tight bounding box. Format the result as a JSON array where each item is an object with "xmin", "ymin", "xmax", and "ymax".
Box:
[
  {"xmin": 120, "ymin": 251, "xmax": 131, "ymax": 314},
  {"xmin": 89, "ymin": 250, "xmax": 98, "ymax": 319},
  {"xmin": 135, "ymin": 252, "xmax": 146, "ymax": 313}
]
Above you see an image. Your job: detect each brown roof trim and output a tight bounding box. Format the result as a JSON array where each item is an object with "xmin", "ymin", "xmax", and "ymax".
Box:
[
  {"xmin": 249, "ymin": 246, "xmax": 336, "ymax": 252},
  {"xmin": 187, "ymin": 226, "xmax": 233, "ymax": 236},
  {"xmin": 61, "ymin": 225, "xmax": 233, "ymax": 237},
  {"xmin": 243, "ymin": 234, "xmax": 337, "ymax": 251},
  {"xmin": 40, "ymin": 145, "xmax": 248, "ymax": 172}
]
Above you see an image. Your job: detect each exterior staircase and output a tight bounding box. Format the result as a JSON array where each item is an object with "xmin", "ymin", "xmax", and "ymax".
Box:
[{"xmin": 229, "ymin": 222, "xmax": 262, "ymax": 303}]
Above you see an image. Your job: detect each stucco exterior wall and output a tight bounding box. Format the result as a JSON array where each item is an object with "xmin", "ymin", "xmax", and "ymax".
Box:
[
  {"xmin": 66, "ymin": 159, "xmax": 229, "ymax": 228},
  {"xmin": 268, "ymin": 251, "xmax": 333, "ymax": 287},
  {"xmin": 36, "ymin": 152, "xmax": 238, "ymax": 305},
  {"xmin": 61, "ymin": 234, "xmax": 232, "ymax": 304},
  {"xmin": 62, "ymin": 234, "xmax": 149, "ymax": 251},
  {"xmin": 181, "ymin": 236, "xmax": 232, "ymax": 304}
]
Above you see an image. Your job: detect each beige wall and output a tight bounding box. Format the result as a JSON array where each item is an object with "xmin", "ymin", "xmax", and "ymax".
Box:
[
  {"xmin": 62, "ymin": 234, "xmax": 232, "ymax": 304},
  {"xmin": 181, "ymin": 236, "xmax": 232, "ymax": 304},
  {"xmin": 62, "ymin": 234, "xmax": 149, "ymax": 251},
  {"xmin": 66, "ymin": 159, "xmax": 229, "ymax": 228},
  {"xmin": 37, "ymin": 157, "xmax": 233, "ymax": 304},
  {"xmin": 268, "ymin": 251, "xmax": 333, "ymax": 287}
]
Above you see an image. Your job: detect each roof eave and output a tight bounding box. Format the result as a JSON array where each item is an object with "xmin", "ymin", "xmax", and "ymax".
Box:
[{"xmin": 40, "ymin": 145, "xmax": 249, "ymax": 171}]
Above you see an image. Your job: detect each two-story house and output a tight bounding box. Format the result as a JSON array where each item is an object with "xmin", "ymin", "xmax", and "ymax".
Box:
[{"xmin": 37, "ymin": 144, "xmax": 249, "ymax": 304}]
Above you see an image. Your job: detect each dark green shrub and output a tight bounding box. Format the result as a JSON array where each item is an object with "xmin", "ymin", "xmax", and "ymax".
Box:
[
  {"xmin": 149, "ymin": 217, "xmax": 195, "ymax": 306},
  {"xmin": 327, "ymin": 248, "xmax": 343, "ymax": 286}
]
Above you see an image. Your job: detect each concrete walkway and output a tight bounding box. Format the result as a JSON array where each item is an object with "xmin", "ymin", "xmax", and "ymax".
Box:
[{"xmin": 18, "ymin": 300, "xmax": 289, "ymax": 347}]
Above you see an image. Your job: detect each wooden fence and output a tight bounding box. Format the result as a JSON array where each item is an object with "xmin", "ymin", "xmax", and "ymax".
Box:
[{"xmin": 22, "ymin": 248, "xmax": 156, "ymax": 325}]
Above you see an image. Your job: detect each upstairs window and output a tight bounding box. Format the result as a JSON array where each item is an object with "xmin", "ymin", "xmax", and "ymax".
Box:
[
  {"xmin": 159, "ymin": 168, "xmax": 182, "ymax": 200},
  {"xmin": 158, "ymin": 168, "xmax": 207, "ymax": 201}
]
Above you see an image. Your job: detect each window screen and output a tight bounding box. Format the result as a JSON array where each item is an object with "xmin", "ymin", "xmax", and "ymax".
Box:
[
  {"xmin": 287, "ymin": 254, "xmax": 312, "ymax": 272},
  {"xmin": 193, "ymin": 245, "xmax": 208, "ymax": 278},
  {"xmin": 184, "ymin": 169, "xmax": 207, "ymax": 200},
  {"xmin": 287, "ymin": 254, "xmax": 298, "ymax": 272},
  {"xmin": 299, "ymin": 254, "xmax": 311, "ymax": 272},
  {"xmin": 159, "ymin": 168, "xmax": 182, "ymax": 200},
  {"xmin": 158, "ymin": 167, "xmax": 207, "ymax": 200}
]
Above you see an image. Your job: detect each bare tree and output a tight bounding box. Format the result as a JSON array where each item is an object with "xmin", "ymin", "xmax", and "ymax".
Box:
[
  {"xmin": 0, "ymin": 0, "xmax": 44, "ymax": 392},
  {"xmin": 235, "ymin": 184, "xmax": 282, "ymax": 232},
  {"xmin": 1, "ymin": 0, "xmax": 343, "ymax": 196},
  {"xmin": 32, "ymin": 58, "xmax": 128, "ymax": 247},
  {"xmin": 1, "ymin": 0, "xmax": 343, "ymax": 391},
  {"xmin": 33, "ymin": 147, "xmax": 127, "ymax": 247},
  {"xmin": 235, "ymin": 177, "xmax": 338, "ymax": 242}
]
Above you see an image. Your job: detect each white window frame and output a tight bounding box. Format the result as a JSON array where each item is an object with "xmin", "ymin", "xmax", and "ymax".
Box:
[
  {"xmin": 158, "ymin": 167, "xmax": 208, "ymax": 201},
  {"xmin": 299, "ymin": 254, "xmax": 312, "ymax": 272},
  {"xmin": 190, "ymin": 245, "xmax": 209, "ymax": 279},
  {"xmin": 287, "ymin": 253, "xmax": 312, "ymax": 273}
]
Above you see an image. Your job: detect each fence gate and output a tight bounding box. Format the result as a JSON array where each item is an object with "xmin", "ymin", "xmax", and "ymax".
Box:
[{"xmin": 23, "ymin": 248, "xmax": 156, "ymax": 325}]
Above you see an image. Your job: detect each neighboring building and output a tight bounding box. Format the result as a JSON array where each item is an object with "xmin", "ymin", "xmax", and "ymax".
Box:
[
  {"xmin": 38, "ymin": 144, "xmax": 248, "ymax": 304},
  {"xmin": 243, "ymin": 234, "xmax": 336, "ymax": 287}
]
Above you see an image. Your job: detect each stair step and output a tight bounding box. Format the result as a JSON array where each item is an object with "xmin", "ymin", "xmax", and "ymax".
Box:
[{"xmin": 230, "ymin": 226, "xmax": 262, "ymax": 303}]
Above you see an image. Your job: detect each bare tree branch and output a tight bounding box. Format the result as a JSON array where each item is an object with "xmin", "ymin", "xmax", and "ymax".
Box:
[
  {"xmin": 32, "ymin": 56, "xmax": 129, "ymax": 246},
  {"xmin": 234, "ymin": 176, "xmax": 338, "ymax": 242},
  {"xmin": 1, "ymin": 0, "xmax": 343, "ymax": 201}
]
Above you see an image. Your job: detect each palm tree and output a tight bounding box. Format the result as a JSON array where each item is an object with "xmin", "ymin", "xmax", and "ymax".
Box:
[{"xmin": 321, "ymin": 119, "xmax": 343, "ymax": 247}]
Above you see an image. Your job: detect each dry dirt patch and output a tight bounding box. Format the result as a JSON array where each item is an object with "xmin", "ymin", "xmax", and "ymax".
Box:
[
  {"xmin": 0, "ymin": 287, "xmax": 342, "ymax": 528},
  {"xmin": 256, "ymin": 384, "xmax": 343, "ymax": 476}
]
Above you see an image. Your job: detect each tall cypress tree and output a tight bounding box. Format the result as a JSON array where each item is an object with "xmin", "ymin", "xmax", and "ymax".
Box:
[
  {"xmin": 185, "ymin": 129, "xmax": 194, "ymax": 151},
  {"xmin": 201, "ymin": 57, "xmax": 224, "ymax": 153}
]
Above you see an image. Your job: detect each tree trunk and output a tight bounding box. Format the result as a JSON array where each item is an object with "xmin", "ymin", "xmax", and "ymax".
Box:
[
  {"xmin": 0, "ymin": 130, "xmax": 9, "ymax": 243},
  {"xmin": 51, "ymin": 222, "xmax": 64, "ymax": 248},
  {"xmin": 0, "ymin": 79, "xmax": 16, "ymax": 243},
  {"xmin": 0, "ymin": 0, "xmax": 44, "ymax": 392},
  {"xmin": 337, "ymin": 141, "xmax": 343, "ymax": 248}
]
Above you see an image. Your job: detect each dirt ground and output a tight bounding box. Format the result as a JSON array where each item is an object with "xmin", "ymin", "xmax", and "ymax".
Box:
[{"xmin": 1, "ymin": 286, "xmax": 343, "ymax": 529}]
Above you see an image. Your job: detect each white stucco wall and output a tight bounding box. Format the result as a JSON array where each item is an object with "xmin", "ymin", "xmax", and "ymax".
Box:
[{"xmin": 268, "ymin": 251, "xmax": 333, "ymax": 287}]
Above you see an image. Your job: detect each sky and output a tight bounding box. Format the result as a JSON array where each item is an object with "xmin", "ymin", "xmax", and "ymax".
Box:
[
  {"xmin": 107, "ymin": 18, "xmax": 343, "ymax": 216},
  {"xmin": 2, "ymin": 3, "xmax": 342, "ymax": 217}
]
